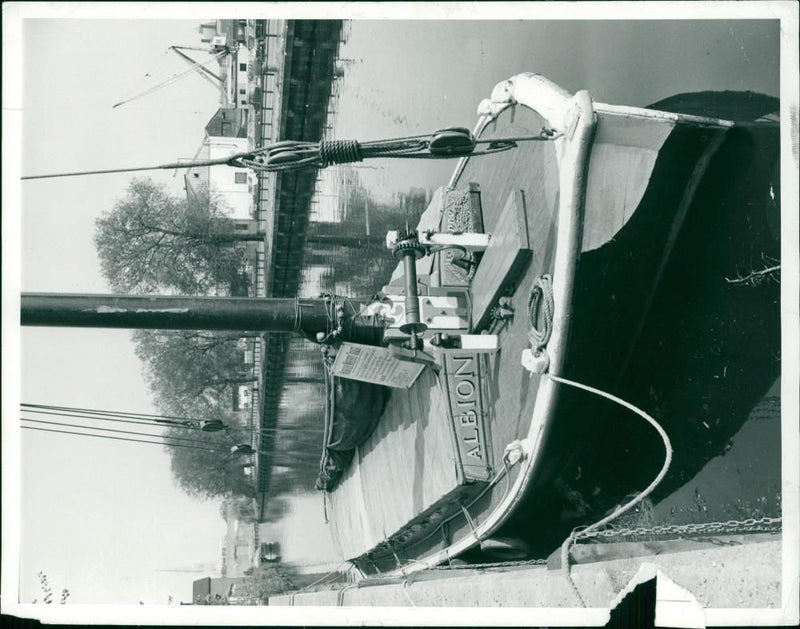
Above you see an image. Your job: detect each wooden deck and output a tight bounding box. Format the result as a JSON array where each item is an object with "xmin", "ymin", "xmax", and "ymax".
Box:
[
  {"xmin": 326, "ymin": 104, "xmax": 562, "ymax": 569},
  {"xmin": 326, "ymin": 368, "xmax": 462, "ymax": 560}
]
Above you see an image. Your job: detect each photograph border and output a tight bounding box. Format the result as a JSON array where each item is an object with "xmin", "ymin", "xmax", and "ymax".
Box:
[{"xmin": 2, "ymin": 2, "xmax": 798, "ymax": 626}]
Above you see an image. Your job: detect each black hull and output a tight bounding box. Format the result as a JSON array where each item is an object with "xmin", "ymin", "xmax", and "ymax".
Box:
[{"xmin": 497, "ymin": 101, "xmax": 780, "ymax": 557}]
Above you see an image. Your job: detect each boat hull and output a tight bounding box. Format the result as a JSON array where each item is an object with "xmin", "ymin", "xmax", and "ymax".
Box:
[
  {"xmin": 492, "ymin": 89, "xmax": 781, "ymax": 558},
  {"xmin": 325, "ymin": 74, "xmax": 780, "ymax": 575}
]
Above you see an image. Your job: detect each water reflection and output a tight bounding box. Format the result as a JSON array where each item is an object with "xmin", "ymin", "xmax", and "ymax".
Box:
[{"xmin": 270, "ymin": 167, "xmax": 430, "ymax": 493}]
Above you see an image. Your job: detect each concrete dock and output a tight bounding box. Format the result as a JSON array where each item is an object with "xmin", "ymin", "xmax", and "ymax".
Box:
[{"xmin": 270, "ymin": 534, "xmax": 781, "ymax": 612}]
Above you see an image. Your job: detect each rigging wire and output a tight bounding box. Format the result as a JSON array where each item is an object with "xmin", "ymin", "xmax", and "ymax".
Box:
[
  {"xmin": 112, "ymin": 49, "xmax": 228, "ymax": 109},
  {"xmin": 22, "ymin": 130, "xmax": 560, "ymax": 180},
  {"xmin": 20, "ymin": 403, "xmax": 323, "ymax": 436},
  {"xmin": 116, "ymin": 46, "xmax": 172, "ymax": 103},
  {"xmin": 20, "ymin": 418, "xmax": 321, "ymax": 461},
  {"xmin": 21, "ymin": 425, "xmax": 222, "ymax": 452},
  {"xmin": 21, "ymin": 425, "xmax": 314, "ymax": 466},
  {"xmin": 20, "ymin": 408, "xmax": 194, "ymax": 430},
  {"xmin": 20, "ymin": 418, "xmax": 321, "ymax": 453},
  {"xmin": 21, "ymin": 402, "xmax": 225, "ymax": 425},
  {"xmin": 26, "ymin": 403, "xmax": 228, "ymax": 426},
  {"xmin": 19, "ymin": 407, "xmax": 323, "ymax": 455},
  {"xmin": 20, "ymin": 417, "xmax": 227, "ymax": 447}
]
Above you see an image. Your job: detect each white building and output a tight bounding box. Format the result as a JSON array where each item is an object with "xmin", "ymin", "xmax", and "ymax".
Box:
[
  {"xmin": 226, "ymin": 43, "xmax": 252, "ymax": 108},
  {"xmin": 197, "ymin": 20, "xmax": 251, "ymax": 109},
  {"xmin": 208, "ymin": 136, "xmax": 251, "ymax": 219},
  {"xmin": 184, "ymin": 108, "xmax": 254, "ymax": 220}
]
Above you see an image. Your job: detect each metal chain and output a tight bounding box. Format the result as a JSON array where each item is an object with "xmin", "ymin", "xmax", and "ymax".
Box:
[
  {"xmin": 431, "ymin": 558, "xmax": 548, "ymax": 570},
  {"xmin": 424, "ymin": 517, "xmax": 780, "ymax": 572},
  {"xmin": 579, "ymin": 516, "xmax": 782, "ymax": 541}
]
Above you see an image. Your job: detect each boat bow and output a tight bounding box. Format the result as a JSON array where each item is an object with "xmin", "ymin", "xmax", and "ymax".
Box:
[{"xmin": 379, "ymin": 73, "xmax": 598, "ymax": 575}]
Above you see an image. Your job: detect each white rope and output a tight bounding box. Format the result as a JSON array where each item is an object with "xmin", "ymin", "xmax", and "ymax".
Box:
[
  {"xmin": 298, "ymin": 560, "xmax": 349, "ymax": 592},
  {"xmin": 402, "ymin": 579, "xmax": 417, "ymax": 607},
  {"xmin": 547, "ymin": 373, "xmax": 673, "ymax": 607}
]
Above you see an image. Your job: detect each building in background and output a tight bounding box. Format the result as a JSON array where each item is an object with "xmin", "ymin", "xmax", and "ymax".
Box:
[
  {"xmin": 197, "ymin": 19, "xmax": 252, "ymax": 109},
  {"xmin": 184, "ymin": 107, "xmax": 254, "ymax": 219},
  {"xmin": 220, "ymin": 499, "xmax": 257, "ymax": 577},
  {"xmin": 232, "ymin": 384, "xmax": 254, "ymax": 412}
]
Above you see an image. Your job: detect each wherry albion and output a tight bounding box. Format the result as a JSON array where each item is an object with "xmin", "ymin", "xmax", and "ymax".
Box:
[{"xmin": 20, "ymin": 72, "xmax": 781, "ymax": 581}]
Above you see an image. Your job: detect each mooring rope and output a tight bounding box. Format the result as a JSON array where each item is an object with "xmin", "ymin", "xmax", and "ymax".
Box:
[
  {"xmin": 401, "ymin": 579, "xmax": 417, "ymax": 607},
  {"xmin": 546, "ymin": 373, "xmax": 673, "ymax": 607}
]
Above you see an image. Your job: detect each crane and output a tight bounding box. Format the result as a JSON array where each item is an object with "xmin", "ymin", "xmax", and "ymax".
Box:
[{"xmin": 112, "ymin": 44, "xmax": 230, "ymax": 110}]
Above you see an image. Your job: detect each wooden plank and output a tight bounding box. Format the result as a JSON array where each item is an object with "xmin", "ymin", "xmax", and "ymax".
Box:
[
  {"xmin": 470, "ymin": 190, "xmax": 532, "ymax": 330},
  {"xmin": 580, "ymin": 112, "xmax": 674, "ymax": 252},
  {"xmin": 326, "ymin": 368, "xmax": 462, "ymax": 560}
]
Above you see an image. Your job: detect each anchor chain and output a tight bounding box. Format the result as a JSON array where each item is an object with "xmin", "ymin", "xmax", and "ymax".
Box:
[
  {"xmin": 428, "ymin": 517, "xmax": 781, "ymax": 571},
  {"xmin": 578, "ymin": 516, "xmax": 782, "ymax": 541}
]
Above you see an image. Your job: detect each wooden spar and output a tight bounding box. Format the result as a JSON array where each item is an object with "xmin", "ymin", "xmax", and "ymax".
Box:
[{"xmin": 20, "ymin": 293, "xmax": 374, "ymax": 336}]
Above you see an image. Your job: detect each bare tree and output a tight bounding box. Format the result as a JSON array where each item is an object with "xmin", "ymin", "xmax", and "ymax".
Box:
[{"xmin": 94, "ymin": 178, "xmax": 260, "ymax": 295}]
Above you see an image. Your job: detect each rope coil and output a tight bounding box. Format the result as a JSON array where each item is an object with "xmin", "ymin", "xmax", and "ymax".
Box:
[{"xmin": 528, "ymin": 274, "xmax": 554, "ymax": 351}]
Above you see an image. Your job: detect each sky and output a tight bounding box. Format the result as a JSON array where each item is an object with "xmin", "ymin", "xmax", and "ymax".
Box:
[
  {"xmin": 2, "ymin": 0, "xmax": 797, "ymax": 618},
  {"xmin": 16, "ymin": 18, "xmax": 228, "ymax": 605}
]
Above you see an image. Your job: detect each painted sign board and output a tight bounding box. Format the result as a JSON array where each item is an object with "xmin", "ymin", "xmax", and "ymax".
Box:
[
  {"xmin": 331, "ymin": 342, "xmax": 426, "ymax": 389},
  {"xmin": 441, "ymin": 351, "xmax": 493, "ymax": 481}
]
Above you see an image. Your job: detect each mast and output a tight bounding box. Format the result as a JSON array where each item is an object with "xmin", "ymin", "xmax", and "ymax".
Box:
[{"xmin": 20, "ymin": 293, "xmax": 378, "ymax": 340}]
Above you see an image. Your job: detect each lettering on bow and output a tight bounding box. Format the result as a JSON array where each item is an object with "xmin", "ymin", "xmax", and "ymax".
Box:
[{"xmin": 445, "ymin": 352, "xmax": 492, "ymax": 481}]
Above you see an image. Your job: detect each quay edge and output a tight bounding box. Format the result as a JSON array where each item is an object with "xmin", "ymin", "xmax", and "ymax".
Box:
[{"xmin": 269, "ymin": 534, "xmax": 781, "ymax": 612}]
